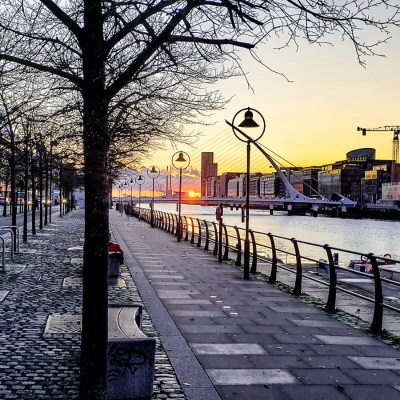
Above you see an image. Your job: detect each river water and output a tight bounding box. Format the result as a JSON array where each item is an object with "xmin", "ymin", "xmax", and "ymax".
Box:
[{"xmin": 148, "ymin": 203, "xmax": 400, "ymax": 263}]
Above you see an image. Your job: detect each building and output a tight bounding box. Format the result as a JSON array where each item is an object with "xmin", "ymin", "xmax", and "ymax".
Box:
[
  {"xmin": 205, "ymin": 176, "xmax": 220, "ymax": 197},
  {"xmin": 249, "ymin": 173, "xmax": 263, "ymax": 196},
  {"xmin": 219, "ymin": 172, "xmax": 241, "ymax": 197},
  {"xmin": 301, "ymin": 167, "xmax": 320, "ymax": 197},
  {"xmin": 260, "ymin": 173, "xmax": 286, "ymax": 198},
  {"xmin": 318, "ymin": 148, "xmax": 392, "ymax": 202},
  {"xmin": 201, "ymin": 152, "xmax": 218, "ymax": 197},
  {"xmin": 227, "ymin": 174, "xmax": 246, "ymax": 197},
  {"xmin": 360, "ymin": 166, "xmax": 390, "ymax": 204}
]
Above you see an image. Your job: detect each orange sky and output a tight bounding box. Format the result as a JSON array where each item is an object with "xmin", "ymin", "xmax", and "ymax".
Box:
[{"xmin": 148, "ymin": 27, "xmax": 399, "ymax": 173}]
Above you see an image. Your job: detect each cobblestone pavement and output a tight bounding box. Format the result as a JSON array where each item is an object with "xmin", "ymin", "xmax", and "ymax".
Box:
[{"xmin": 0, "ymin": 209, "xmax": 186, "ymax": 400}]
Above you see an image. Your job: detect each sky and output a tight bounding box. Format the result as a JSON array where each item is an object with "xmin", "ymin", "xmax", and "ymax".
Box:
[{"xmin": 119, "ymin": 14, "xmax": 400, "ymax": 196}]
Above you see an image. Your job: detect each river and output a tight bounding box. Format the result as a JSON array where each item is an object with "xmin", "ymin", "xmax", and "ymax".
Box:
[{"xmin": 146, "ymin": 203, "xmax": 400, "ymax": 263}]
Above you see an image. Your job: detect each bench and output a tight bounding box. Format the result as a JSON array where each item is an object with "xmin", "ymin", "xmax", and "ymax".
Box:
[{"xmin": 107, "ymin": 304, "xmax": 156, "ymax": 399}]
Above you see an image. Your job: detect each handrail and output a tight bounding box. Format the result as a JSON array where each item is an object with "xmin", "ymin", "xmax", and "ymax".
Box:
[
  {"xmin": 184, "ymin": 216, "xmax": 189, "ymax": 241},
  {"xmin": 203, "ymin": 220, "xmax": 210, "ymax": 251},
  {"xmin": 0, "ymin": 236, "xmax": 5, "ymax": 269},
  {"xmin": 0, "ymin": 228, "xmax": 14, "ymax": 261},
  {"xmin": 189, "ymin": 217, "xmax": 195, "ymax": 244},
  {"xmin": 222, "ymin": 223, "xmax": 229, "ymax": 261},
  {"xmin": 212, "ymin": 222, "xmax": 218, "ymax": 256},
  {"xmin": 249, "ymin": 230, "xmax": 257, "ymax": 273},
  {"xmin": 233, "ymin": 226, "xmax": 242, "ymax": 266},
  {"xmin": 196, "ymin": 218, "xmax": 202, "ymax": 247},
  {"xmin": 1, "ymin": 225, "xmax": 20, "ymax": 253},
  {"xmin": 324, "ymin": 244, "xmax": 337, "ymax": 313},
  {"xmin": 138, "ymin": 210, "xmax": 400, "ymax": 333}
]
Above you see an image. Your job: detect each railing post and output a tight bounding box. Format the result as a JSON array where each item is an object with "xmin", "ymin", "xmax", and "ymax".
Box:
[
  {"xmin": 212, "ymin": 222, "xmax": 218, "ymax": 255},
  {"xmin": 222, "ymin": 223, "xmax": 229, "ymax": 261},
  {"xmin": 171, "ymin": 214, "xmax": 176, "ymax": 235},
  {"xmin": 268, "ymin": 233, "xmax": 278, "ymax": 284},
  {"xmin": 204, "ymin": 220, "xmax": 210, "ymax": 251},
  {"xmin": 196, "ymin": 218, "xmax": 202, "ymax": 247},
  {"xmin": 167, "ymin": 213, "xmax": 171, "ymax": 233},
  {"xmin": 184, "ymin": 216, "xmax": 189, "ymax": 241},
  {"xmin": 292, "ymin": 238, "xmax": 302, "ymax": 296},
  {"xmin": 368, "ymin": 253, "xmax": 383, "ymax": 333},
  {"xmin": 323, "ymin": 244, "xmax": 337, "ymax": 313},
  {"xmin": 0, "ymin": 229, "xmax": 14, "ymax": 262},
  {"xmin": 0, "ymin": 236, "xmax": 5, "ymax": 269},
  {"xmin": 218, "ymin": 219, "xmax": 223, "ymax": 262},
  {"xmin": 189, "ymin": 217, "xmax": 195, "ymax": 244},
  {"xmin": 233, "ymin": 226, "xmax": 242, "ymax": 266},
  {"xmin": 2, "ymin": 226, "xmax": 20, "ymax": 254},
  {"xmin": 163, "ymin": 212, "xmax": 168, "ymax": 231},
  {"xmin": 178, "ymin": 215, "xmax": 184, "ymax": 241},
  {"xmin": 249, "ymin": 229, "xmax": 257, "ymax": 273}
]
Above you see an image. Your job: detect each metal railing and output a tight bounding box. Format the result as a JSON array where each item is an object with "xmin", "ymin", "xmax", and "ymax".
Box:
[
  {"xmin": 133, "ymin": 208, "xmax": 400, "ymax": 333},
  {"xmin": 0, "ymin": 225, "xmax": 20, "ymax": 264}
]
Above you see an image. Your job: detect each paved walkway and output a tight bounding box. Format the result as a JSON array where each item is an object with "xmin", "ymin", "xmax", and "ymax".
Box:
[
  {"xmin": 2, "ymin": 209, "xmax": 400, "ymax": 399},
  {"xmin": 110, "ymin": 210, "xmax": 400, "ymax": 400}
]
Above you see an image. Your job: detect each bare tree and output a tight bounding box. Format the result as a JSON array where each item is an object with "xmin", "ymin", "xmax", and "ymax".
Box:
[{"xmin": 1, "ymin": 1, "xmax": 399, "ymax": 399}]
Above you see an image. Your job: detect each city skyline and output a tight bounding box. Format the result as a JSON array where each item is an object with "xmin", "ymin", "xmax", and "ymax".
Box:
[{"xmin": 114, "ymin": 141, "xmax": 395, "ymax": 198}]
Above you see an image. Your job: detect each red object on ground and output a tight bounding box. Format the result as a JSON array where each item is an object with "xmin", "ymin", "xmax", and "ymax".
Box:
[
  {"xmin": 108, "ymin": 243, "xmax": 124, "ymax": 264},
  {"xmin": 108, "ymin": 243, "xmax": 123, "ymax": 255}
]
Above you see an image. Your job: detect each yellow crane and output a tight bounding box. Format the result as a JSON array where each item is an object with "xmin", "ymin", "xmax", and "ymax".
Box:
[{"xmin": 357, "ymin": 126, "xmax": 400, "ymax": 183}]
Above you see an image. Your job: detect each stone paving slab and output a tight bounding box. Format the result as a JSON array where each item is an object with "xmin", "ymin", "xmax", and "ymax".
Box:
[{"xmin": 110, "ymin": 210, "xmax": 400, "ymax": 400}]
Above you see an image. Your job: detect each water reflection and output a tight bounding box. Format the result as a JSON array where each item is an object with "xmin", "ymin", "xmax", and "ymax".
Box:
[{"xmin": 150, "ymin": 203, "xmax": 400, "ymax": 261}]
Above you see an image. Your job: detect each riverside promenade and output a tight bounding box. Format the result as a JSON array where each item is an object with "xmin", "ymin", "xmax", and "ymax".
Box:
[
  {"xmin": 1, "ymin": 208, "xmax": 400, "ymax": 399},
  {"xmin": 110, "ymin": 209, "xmax": 400, "ymax": 400}
]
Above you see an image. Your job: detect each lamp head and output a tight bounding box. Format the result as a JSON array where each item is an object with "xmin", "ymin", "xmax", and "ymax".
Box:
[
  {"xmin": 175, "ymin": 152, "xmax": 187, "ymax": 163},
  {"xmin": 239, "ymin": 108, "xmax": 259, "ymax": 128},
  {"xmin": 150, "ymin": 165, "xmax": 157, "ymax": 174}
]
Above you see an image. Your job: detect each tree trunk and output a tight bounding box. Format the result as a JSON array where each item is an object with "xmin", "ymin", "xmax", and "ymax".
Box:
[
  {"xmin": 31, "ymin": 158, "xmax": 36, "ymax": 236},
  {"xmin": 3, "ymin": 174, "xmax": 8, "ymax": 217},
  {"xmin": 39, "ymin": 149, "xmax": 43, "ymax": 229},
  {"xmin": 45, "ymin": 151, "xmax": 49, "ymax": 225},
  {"xmin": 79, "ymin": 2, "xmax": 109, "ymax": 399}
]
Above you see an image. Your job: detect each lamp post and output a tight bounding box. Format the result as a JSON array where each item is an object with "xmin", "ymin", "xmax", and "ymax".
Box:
[
  {"xmin": 226, "ymin": 107, "xmax": 265, "ymax": 279},
  {"xmin": 118, "ymin": 183, "xmax": 122, "ymax": 205},
  {"xmin": 129, "ymin": 176, "xmax": 135, "ymax": 205},
  {"xmin": 135, "ymin": 174, "xmax": 145, "ymax": 220},
  {"xmin": 123, "ymin": 181, "xmax": 129, "ymax": 204},
  {"xmin": 147, "ymin": 166, "xmax": 160, "ymax": 227},
  {"xmin": 172, "ymin": 151, "xmax": 190, "ymax": 242}
]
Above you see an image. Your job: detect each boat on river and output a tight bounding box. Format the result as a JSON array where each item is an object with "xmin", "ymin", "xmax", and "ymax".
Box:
[{"xmin": 348, "ymin": 254, "xmax": 400, "ymax": 281}]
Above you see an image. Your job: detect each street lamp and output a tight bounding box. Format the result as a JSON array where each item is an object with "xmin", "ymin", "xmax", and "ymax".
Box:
[
  {"xmin": 135, "ymin": 174, "xmax": 145, "ymax": 220},
  {"xmin": 147, "ymin": 166, "xmax": 160, "ymax": 227},
  {"xmin": 129, "ymin": 176, "xmax": 135, "ymax": 205},
  {"xmin": 123, "ymin": 181, "xmax": 129, "ymax": 204},
  {"xmin": 226, "ymin": 107, "xmax": 266, "ymax": 279},
  {"xmin": 172, "ymin": 151, "xmax": 190, "ymax": 242}
]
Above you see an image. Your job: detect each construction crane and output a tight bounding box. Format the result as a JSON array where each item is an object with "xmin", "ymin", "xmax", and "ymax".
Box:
[{"xmin": 357, "ymin": 126, "xmax": 400, "ymax": 183}]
